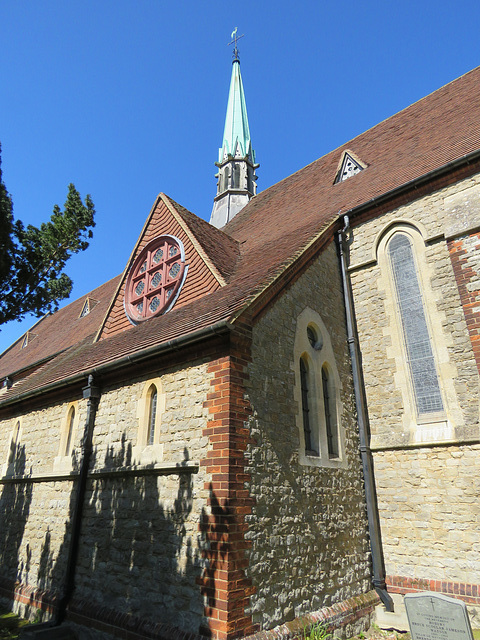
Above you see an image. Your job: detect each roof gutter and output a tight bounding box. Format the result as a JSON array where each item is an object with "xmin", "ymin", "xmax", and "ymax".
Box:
[{"xmin": 0, "ymin": 320, "xmax": 232, "ymax": 410}]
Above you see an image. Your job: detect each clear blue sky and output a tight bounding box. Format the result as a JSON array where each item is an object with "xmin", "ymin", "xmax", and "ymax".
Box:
[{"xmin": 1, "ymin": 0, "xmax": 479, "ymax": 352}]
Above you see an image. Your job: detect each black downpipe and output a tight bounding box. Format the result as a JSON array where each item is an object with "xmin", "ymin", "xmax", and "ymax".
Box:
[
  {"xmin": 56, "ymin": 374, "xmax": 101, "ymax": 625},
  {"xmin": 336, "ymin": 216, "xmax": 394, "ymax": 612}
]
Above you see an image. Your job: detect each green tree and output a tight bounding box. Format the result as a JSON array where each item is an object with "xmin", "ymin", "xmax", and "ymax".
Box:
[{"xmin": 0, "ymin": 147, "xmax": 95, "ymax": 326}]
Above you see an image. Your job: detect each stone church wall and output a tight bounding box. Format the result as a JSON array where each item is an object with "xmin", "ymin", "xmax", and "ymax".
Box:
[
  {"xmin": 374, "ymin": 444, "xmax": 480, "ymax": 582},
  {"xmin": 73, "ymin": 361, "xmax": 213, "ymax": 633},
  {"xmin": 0, "ymin": 359, "xmax": 214, "ymax": 634},
  {"xmin": 244, "ymin": 242, "xmax": 371, "ymax": 630},
  {"xmin": 0, "ymin": 398, "xmax": 87, "ymax": 596},
  {"xmin": 348, "ymin": 173, "xmax": 480, "ymax": 593}
]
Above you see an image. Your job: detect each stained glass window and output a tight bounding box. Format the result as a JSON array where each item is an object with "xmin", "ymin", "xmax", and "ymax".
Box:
[
  {"xmin": 300, "ymin": 358, "xmax": 313, "ymax": 453},
  {"xmin": 65, "ymin": 407, "xmax": 75, "ymax": 456},
  {"xmin": 300, "ymin": 357, "xmax": 319, "ymax": 456},
  {"xmin": 149, "ymin": 297, "xmax": 160, "ymax": 313},
  {"xmin": 148, "ymin": 387, "xmax": 157, "ymax": 446},
  {"xmin": 169, "ymin": 263, "xmax": 180, "ymax": 278},
  {"xmin": 307, "ymin": 326, "xmax": 317, "ymax": 348},
  {"xmin": 151, "ymin": 272, "xmax": 162, "ymax": 287},
  {"xmin": 388, "ymin": 234, "xmax": 443, "ymax": 415},
  {"xmin": 125, "ymin": 236, "xmax": 186, "ymax": 323},
  {"xmin": 322, "ymin": 367, "xmax": 338, "ymax": 458}
]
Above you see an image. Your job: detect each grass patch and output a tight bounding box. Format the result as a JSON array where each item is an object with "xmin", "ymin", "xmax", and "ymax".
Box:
[
  {"xmin": 0, "ymin": 610, "xmax": 29, "ymax": 640},
  {"xmin": 304, "ymin": 622, "xmax": 332, "ymax": 640}
]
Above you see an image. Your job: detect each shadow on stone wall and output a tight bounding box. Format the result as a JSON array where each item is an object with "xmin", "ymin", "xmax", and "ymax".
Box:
[
  {"xmin": 0, "ymin": 445, "xmax": 33, "ymax": 586},
  {"xmin": 34, "ymin": 436, "xmax": 208, "ymax": 636}
]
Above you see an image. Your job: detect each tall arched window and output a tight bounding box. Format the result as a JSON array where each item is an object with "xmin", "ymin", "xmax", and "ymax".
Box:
[
  {"xmin": 388, "ymin": 233, "xmax": 443, "ymax": 416},
  {"xmin": 53, "ymin": 403, "xmax": 80, "ymax": 473},
  {"xmin": 64, "ymin": 407, "xmax": 75, "ymax": 456},
  {"xmin": 322, "ymin": 366, "xmax": 338, "ymax": 458},
  {"xmin": 147, "ymin": 385, "xmax": 158, "ymax": 446},
  {"xmin": 300, "ymin": 357, "xmax": 317, "ymax": 455},
  {"xmin": 294, "ymin": 310, "xmax": 345, "ymax": 467},
  {"xmin": 134, "ymin": 378, "xmax": 166, "ymax": 466}
]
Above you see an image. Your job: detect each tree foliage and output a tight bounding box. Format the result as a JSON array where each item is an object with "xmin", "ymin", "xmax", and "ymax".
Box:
[{"xmin": 0, "ymin": 147, "xmax": 95, "ymax": 326}]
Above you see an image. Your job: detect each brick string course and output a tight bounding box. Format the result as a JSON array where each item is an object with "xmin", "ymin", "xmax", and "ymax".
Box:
[
  {"xmin": 198, "ymin": 320, "xmax": 259, "ymax": 640},
  {"xmin": 387, "ymin": 575, "xmax": 480, "ymax": 606}
]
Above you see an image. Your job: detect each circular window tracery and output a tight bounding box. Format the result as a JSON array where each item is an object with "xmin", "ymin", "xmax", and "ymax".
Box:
[
  {"xmin": 307, "ymin": 325, "xmax": 323, "ymax": 351},
  {"xmin": 125, "ymin": 235, "xmax": 186, "ymax": 324}
]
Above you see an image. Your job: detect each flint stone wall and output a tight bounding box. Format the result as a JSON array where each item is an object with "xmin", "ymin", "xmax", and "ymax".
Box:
[{"xmin": 244, "ymin": 242, "xmax": 371, "ymax": 630}]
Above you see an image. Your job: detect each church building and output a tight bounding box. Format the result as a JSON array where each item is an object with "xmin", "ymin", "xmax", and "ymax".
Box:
[{"xmin": 1, "ymin": 46, "xmax": 480, "ymax": 640}]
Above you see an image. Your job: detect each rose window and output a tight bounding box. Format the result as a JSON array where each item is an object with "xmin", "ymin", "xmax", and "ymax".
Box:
[{"xmin": 125, "ymin": 236, "xmax": 186, "ymax": 323}]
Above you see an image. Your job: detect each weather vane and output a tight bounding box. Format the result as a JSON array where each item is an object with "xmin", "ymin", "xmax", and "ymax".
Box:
[{"xmin": 228, "ymin": 27, "xmax": 244, "ymax": 61}]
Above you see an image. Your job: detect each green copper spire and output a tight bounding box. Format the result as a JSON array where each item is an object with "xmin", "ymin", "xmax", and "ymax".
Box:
[
  {"xmin": 218, "ymin": 57, "xmax": 255, "ymax": 164},
  {"xmin": 210, "ymin": 31, "xmax": 258, "ymax": 229}
]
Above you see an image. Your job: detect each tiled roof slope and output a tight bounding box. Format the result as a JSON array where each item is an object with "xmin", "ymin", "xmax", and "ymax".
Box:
[
  {"xmin": 0, "ymin": 276, "xmax": 120, "ymax": 380},
  {"xmin": 225, "ymin": 66, "xmax": 480, "ymax": 247},
  {"xmin": 165, "ymin": 196, "xmax": 240, "ymax": 282},
  {"xmin": 1, "ymin": 65, "xmax": 480, "ymax": 403},
  {"xmin": 0, "ymin": 285, "xmax": 246, "ymax": 402}
]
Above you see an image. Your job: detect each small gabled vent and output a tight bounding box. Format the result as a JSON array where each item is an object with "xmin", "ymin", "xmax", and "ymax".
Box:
[
  {"xmin": 79, "ymin": 297, "xmax": 98, "ymax": 318},
  {"xmin": 20, "ymin": 332, "xmax": 37, "ymax": 349},
  {"xmin": 334, "ymin": 151, "xmax": 366, "ymax": 184}
]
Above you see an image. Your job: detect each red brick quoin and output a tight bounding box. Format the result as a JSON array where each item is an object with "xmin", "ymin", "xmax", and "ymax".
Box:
[
  {"xmin": 198, "ymin": 322, "xmax": 258, "ymax": 640},
  {"xmin": 447, "ymin": 232, "xmax": 480, "ymax": 375}
]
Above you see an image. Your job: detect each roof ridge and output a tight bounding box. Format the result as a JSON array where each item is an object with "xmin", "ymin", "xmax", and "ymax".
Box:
[
  {"xmin": 162, "ymin": 195, "xmax": 228, "ymax": 286},
  {"xmin": 162, "ymin": 194, "xmax": 240, "ymax": 282}
]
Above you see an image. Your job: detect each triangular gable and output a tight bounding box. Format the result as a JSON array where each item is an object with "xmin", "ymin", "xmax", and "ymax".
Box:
[
  {"xmin": 97, "ymin": 194, "xmax": 239, "ymax": 341},
  {"xmin": 334, "ymin": 150, "xmax": 366, "ymax": 184}
]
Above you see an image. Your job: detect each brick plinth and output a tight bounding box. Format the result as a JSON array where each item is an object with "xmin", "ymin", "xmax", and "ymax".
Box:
[
  {"xmin": 199, "ymin": 323, "xmax": 258, "ymax": 640},
  {"xmin": 243, "ymin": 591, "xmax": 379, "ymax": 640},
  {"xmin": 447, "ymin": 233, "xmax": 480, "ymax": 374},
  {"xmin": 0, "ymin": 575, "xmax": 57, "ymax": 617},
  {"xmin": 387, "ymin": 575, "xmax": 480, "ymax": 606}
]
